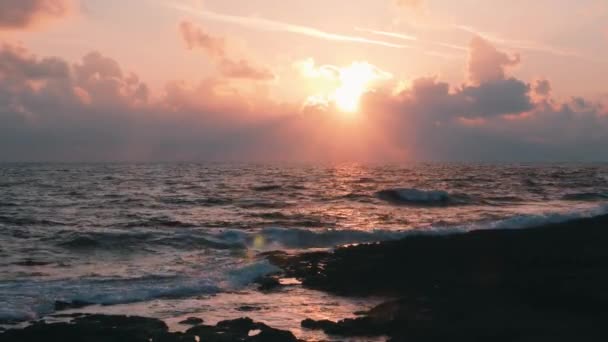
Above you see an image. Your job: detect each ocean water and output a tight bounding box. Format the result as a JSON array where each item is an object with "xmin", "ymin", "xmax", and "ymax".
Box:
[{"xmin": 1, "ymin": 163, "xmax": 608, "ymax": 339}]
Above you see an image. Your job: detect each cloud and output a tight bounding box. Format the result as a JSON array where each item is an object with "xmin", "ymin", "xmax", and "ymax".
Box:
[
  {"xmin": 0, "ymin": 0, "xmax": 73, "ymax": 30},
  {"xmin": 0, "ymin": 42, "xmax": 70, "ymax": 81},
  {"xmin": 355, "ymin": 28, "xmax": 417, "ymax": 42},
  {"xmin": 179, "ymin": 20, "xmax": 226, "ymax": 57},
  {"xmin": 533, "ymin": 79, "xmax": 551, "ymax": 97},
  {"xmin": 355, "ymin": 27, "xmax": 468, "ymax": 59},
  {"xmin": 179, "ymin": 20, "xmax": 274, "ymax": 81},
  {"xmin": 0, "ymin": 37, "xmax": 607, "ymax": 162},
  {"xmin": 455, "ymin": 25, "xmax": 583, "ymax": 58},
  {"xmin": 217, "ymin": 59, "xmax": 274, "ymax": 81},
  {"xmin": 468, "ymin": 36, "xmax": 520, "ymax": 84},
  {"xmin": 168, "ymin": 3, "xmax": 407, "ymax": 49}
]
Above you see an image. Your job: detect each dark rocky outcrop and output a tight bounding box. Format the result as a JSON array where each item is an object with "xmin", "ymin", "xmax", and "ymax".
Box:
[
  {"xmin": 275, "ymin": 214, "xmax": 608, "ymax": 341},
  {"xmin": 178, "ymin": 317, "xmax": 204, "ymax": 325},
  {"xmin": 0, "ymin": 315, "xmax": 298, "ymax": 342}
]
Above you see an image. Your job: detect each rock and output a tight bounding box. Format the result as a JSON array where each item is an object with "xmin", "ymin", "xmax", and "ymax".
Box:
[
  {"xmin": 54, "ymin": 300, "xmax": 94, "ymax": 311},
  {"xmin": 301, "ymin": 317, "xmax": 387, "ymax": 337},
  {"xmin": 301, "ymin": 318, "xmax": 335, "ymax": 331},
  {"xmin": 0, "ymin": 314, "xmax": 298, "ymax": 342},
  {"xmin": 255, "ymin": 276, "xmax": 282, "ymax": 292},
  {"xmin": 0, "ymin": 314, "xmax": 170, "ymax": 342},
  {"xmin": 275, "ymin": 214, "xmax": 608, "ymax": 341},
  {"xmin": 237, "ymin": 305, "xmax": 263, "ymax": 312},
  {"xmin": 178, "ymin": 317, "xmax": 204, "ymax": 325},
  {"xmin": 188, "ymin": 317, "xmax": 298, "ymax": 342}
]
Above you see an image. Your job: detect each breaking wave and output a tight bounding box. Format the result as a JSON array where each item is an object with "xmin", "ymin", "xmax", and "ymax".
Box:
[{"xmin": 376, "ymin": 188, "xmax": 470, "ymax": 206}]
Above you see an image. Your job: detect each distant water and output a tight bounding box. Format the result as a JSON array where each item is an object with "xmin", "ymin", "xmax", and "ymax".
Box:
[{"xmin": 1, "ymin": 163, "xmax": 608, "ymax": 330}]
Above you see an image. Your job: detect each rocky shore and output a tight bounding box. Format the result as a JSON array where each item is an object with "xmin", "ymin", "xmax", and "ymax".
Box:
[
  {"xmin": 0, "ymin": 314, "xmax": 298, "ymax": 342},
  {"xmin": 2, "ymin": 214, "xmax": 608, "ymax": 341},
  {"xmin": 272, "ymin": 214, "xmax": 608, "ymax": 341}
]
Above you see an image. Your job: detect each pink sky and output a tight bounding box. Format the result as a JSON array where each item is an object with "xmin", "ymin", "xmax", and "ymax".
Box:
[{"xmin": 0, "ymin": 0, "xmax": 607, "ymax": 162}]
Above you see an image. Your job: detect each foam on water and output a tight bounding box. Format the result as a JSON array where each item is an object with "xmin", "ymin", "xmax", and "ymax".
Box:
[{"xmin": 0, "ymin": 259, "xmax": 281, "ymax": 322}]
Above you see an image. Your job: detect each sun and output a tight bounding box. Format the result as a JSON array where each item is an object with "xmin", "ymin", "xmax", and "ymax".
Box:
[
  {"xmin": 333, "ymin": 62, "xmax": 387, "ymax": 112},
  {"xmin": 300, "ymin": 60, "xmax": 391, "ymax": 114}
]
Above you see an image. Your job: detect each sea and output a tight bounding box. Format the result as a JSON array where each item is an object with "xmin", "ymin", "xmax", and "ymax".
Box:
[{"xmin": 1, "ymin": 163, "xmax": 608, "ymax": 340}]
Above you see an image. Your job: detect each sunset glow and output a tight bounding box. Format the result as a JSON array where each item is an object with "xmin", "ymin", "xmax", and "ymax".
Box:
[
  {"xmin": 301, "ymin": 61, "xmax": 392, "ymax": 113},
  {"xmin": 2, "ymin": 2, "xmax": 608, "ymax": 341},
  {"xmin": 0, "ymin": 0, "xmax": 606, "ymax": 162},
  {"xmin": 333, "ymin": 62, "xmax": 391, "ymax": 112}
]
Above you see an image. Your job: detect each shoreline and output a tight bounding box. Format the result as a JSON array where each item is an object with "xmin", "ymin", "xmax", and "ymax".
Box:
[
  {"xmin": 271, "ymin": 213, "xmax": 608, "ymax": 340},
  {"xmin": 2, "ymin": 214, "xmax": 608, "ymax": 341}
]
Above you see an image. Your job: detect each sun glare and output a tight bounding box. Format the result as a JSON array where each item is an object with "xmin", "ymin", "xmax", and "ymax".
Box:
[
  {"xmin": 301, "ymin": 60, "xmax": 391, "ymax": 114},
  {"xmin": 333, "ymin": 62, "xmax": 380, "ymax": 112}
]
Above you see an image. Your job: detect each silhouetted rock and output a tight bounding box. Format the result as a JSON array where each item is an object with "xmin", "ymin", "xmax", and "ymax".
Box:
[
  {"xmin": 0, "ymin": 314, "xmax": 298, "ymax": 342},
  {"xmin": 237, "ymin": 305, "xmax": 263, "ymax": 312},
  {"xmin": 280, "ymin": 215, "xmax": 608, "ymax": 341},
  {"xmin": 255, "ymin": 276, "xmax": 282, "ymax": 292},
  {"xmin": 178, "ymin": 317, "xmax": 203, "ymax": 325}
]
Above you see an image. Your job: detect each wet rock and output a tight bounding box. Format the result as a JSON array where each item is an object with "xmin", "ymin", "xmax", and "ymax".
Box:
[
  {"xmin": 301, "ymin": 318, "xmax": 335, "ymax": 331},
  {"xmin": 237, "ymin": 305, "xmax": 263, "ymax": 312},
  {"xmin": 0, "ymin": 314, "xmax": 169, "ymax": 342},
  {"xmin": 255, "ymin": 276, "xmax": 282, "ymax": 292},
  {"xmin": 278, "ymin": 214, "xmax": 608, "ymax": 341},
  {"xmin": 178, "ymin": 317, "xmax": 204, "ymax": 325},
  {"xmin": 302, "ymin": 317, "xmax": 388, "ymax": 337},
  {"xmin": 0, "ymin": 315, "xmax": 298, "ymax": 342},
  {"xmin": 187, "ymin": 317, "xmax": 298, "ymax": 342},
  {"xmin": 54, "ymin": 300, "xmax": 94, "ymax": 311}
]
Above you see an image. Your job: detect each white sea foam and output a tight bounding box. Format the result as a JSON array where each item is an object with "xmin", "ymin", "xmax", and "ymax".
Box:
[{"xmin": 206, "ymin": 203, "xmax": 608, "ymax": 250}]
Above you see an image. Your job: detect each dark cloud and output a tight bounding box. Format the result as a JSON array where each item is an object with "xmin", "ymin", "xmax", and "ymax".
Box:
[
  {"xmin": 0, "ymin": 43, "xmax": 70, "ymax": 81},
  {"xmin": 179, "ymin": 20, "xmax": 274, "ymax": 81},
  {"xmin": 0, "ymin": 0, "xmax": 72, "ymax": 30},
  {"xmin": 533, "ymin": 79, "xmax": 552, "ymax": 97},
  {"xmin": 459, "ymin": 78, "xmax": 533, "ymax": 117},
  {"xmin": 389, "ymin": 76, "xmax": 532, "ymax": 119}
]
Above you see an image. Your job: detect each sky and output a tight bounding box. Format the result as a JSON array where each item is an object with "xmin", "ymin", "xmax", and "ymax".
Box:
[{"xmin": 0, "ymin": 0, "xmax": 607, "ymax": 162}]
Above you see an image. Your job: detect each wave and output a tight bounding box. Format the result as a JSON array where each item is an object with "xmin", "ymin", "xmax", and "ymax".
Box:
[
  {"xmin": 6, "ymin": 205, "xmax": 608, "ymax": 323},
  {"xmin": 0, "ymin": 277, "xmax": 218, "ymax": 322},
  {"xmin": 158, "ymin": 197, "xmax": 233, "ymax": 206},
  {"xmin": 236, "ymin": 200, "xmax": 295, "ymax": 209},
  {"xmin": 376, "ymin": 188, "xmax": 470, "ymax": 206},
  {"xmin": 433, "ymin": 203, "xmax": 608, "ymax": 234},
  {"xmin": 252, "ymin": 184, "xmax": 283, "ymax": 192},
  {"xmin": 0, "ymin": 215, "xmax": 65, "ymax": 226},
  {"xmin": 562, "ymin": 192, "xmax": 608, "ymax": 201},
  {"xmin": 224, "ymin": 203, "xmax": 608, "ymax": 249},
  {"xmin": 58, "ymin": 231, "xmax": 246, "ymax": 251},
  {"xmin": 0, "ymin": 260, "xmax": 278, "ymax": 322},
  {"xmin": 54, "ymin": 202, "xmax": 608, "ymax": 253},
  {"xmin": 484, "ymin": 196, "xmax": 526, "ymax": 203},
  {"xmin": 227, "ymin": 261, "xmax": 281, "ymax": 288},
  {"xmin": 122, "ymin": 217, "xmax": 196, "ymax": 228}
]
